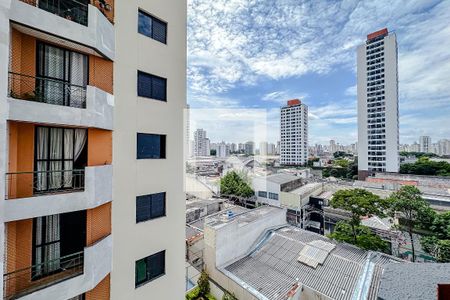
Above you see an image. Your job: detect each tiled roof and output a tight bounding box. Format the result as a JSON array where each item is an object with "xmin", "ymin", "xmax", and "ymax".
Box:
[{"xmin": 224, "ymin": 227, "xmax": 400, "ymax": 300}]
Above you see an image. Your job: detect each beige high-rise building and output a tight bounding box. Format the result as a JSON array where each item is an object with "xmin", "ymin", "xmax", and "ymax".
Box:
[
  {"xmin": 112, "ymin": 1, "xmax": 186, "ymax": 299},
  {"xmin": 0, "ymin": 0, "xmax": 186, "ymax": 299}
]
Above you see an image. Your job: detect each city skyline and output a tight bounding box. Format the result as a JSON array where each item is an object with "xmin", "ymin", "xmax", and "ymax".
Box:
[{"xmin": 187, "ymin": 0, "xmax": 450, "ymax": 145}]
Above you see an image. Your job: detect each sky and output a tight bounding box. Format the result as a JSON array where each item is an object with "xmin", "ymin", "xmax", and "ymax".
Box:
[{"xmin": 187, "ymin": 0, "xmax": 450, "ymax": 145}]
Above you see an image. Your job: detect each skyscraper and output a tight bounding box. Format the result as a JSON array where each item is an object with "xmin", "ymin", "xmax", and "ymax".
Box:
[
  {"xmin": 280, "ymin": 99, "xmax": 309, "ymax": 165},
  {"xmin": 194, "ymin": 128, "xmax": 209, "ymax": 156},
  {"xmin": 357, "ymin": 28, "xmax": 399, "ymax": 179},
  {"xmin": 419, "ymin": 136, "xmax": 431, "ymax": 153}
]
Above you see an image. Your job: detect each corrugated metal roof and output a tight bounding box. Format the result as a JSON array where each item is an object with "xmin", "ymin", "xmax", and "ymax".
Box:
[{"xmin": 224, "ymin": 227, "xmax": 400, "ymax": 300}]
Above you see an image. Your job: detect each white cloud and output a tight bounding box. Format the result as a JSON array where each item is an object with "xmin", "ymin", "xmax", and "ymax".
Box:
[{"xmin": 262, "ymin": 91, "xmax": 308, "ymax": 104}]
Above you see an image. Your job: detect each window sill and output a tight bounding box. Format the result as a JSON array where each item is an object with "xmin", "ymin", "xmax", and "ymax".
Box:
[
  {"xmin": 136, "ymin": 214, "xmax": 167, "ymax": 224},
  {"xmin": 135, "ymin": 273, "xmax": 166, "ymax": 289}
]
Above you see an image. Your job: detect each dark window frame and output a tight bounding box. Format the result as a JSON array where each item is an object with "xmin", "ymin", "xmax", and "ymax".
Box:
[
  {"xmin": 135, "ymin": 250, "xmax": 166, "ymax": 288},
  {"xmin": 137, "ymin": 71, "xmax": 167, "ymax": 101},
  {"xmin": 136, "ymin": 133, "xmax": 167, "ymax": 159},
  {"xmin": 136, "ymin": 192, "xmax": 167, "ymax": 223},
  {"xmin": 138, "ymin": 9, "xmax": 167, "ymax": 44}
]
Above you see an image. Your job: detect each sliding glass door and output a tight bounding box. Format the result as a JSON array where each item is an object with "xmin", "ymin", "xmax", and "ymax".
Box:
[
  {"xmin": 35, "ymin": 126, "xmax": 87, "ymax": 193},
  {"xmin": 36, "ymin": 43, "xmax": 88, "ymax": 108}
]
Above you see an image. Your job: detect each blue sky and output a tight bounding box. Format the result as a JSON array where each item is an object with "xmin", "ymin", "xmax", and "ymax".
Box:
[{"xmin": 187, "ymin": 0, "xmax": 450, "ymax": 145}]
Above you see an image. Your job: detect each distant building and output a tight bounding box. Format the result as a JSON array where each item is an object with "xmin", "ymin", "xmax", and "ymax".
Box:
[
  {"xmin": 217, "ymin": 142, "xmax": 229, "ymax": 158},
  {"xmin": 244, "ymin": 141, "xmax": 254, "ymax": 155},
  {"xmin": 419, "ymin": 136, "xmax": 431, "ymax": 153},
  {"xmin": 259, "ymin": 141, "xmax": 268, "ymax": 156},
  {"xmin": 229, "ymin": 143, "xmax": 237, "ymax": 153},
  {"xmin": 238, "ymin": 143, "xmax": 245, "ymax": 152},
  {"xmin": 280, "ymin": 99, "xmax": 308, "ymax": 165},
  {"xmin": 194, "ymin": 129, "xmax": 209, "ymax": 156},
  {"xmin": 267, "ymin": 143, "xmax": 276, "ymax": 155},
  {"xmin": 358, "ymin": 28, "xmax": 399, "ymax": 178},
  {"xmin": 252, "ymin": 173, "xmax": 303, "ymax": 206}
]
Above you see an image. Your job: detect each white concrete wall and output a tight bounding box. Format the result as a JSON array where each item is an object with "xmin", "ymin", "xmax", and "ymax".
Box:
[
  {"xmin": 383, "ymin": 34, "xmax": 399, "ymax": 173},
  {"xmin": 8, "ymin": 86, "xmax": 114, "ymax": 130},
  {"xmin": 20, "ymin": 234, "xmax": 112, "ymax": 300},
  {"xmin": 252, "ymin": 177, "xmax": 281, "ymax": 206},
  {"xmin": 112, "ymin": 0, "xmax": 187, "ymax": 299},
  {"xmin": 9, "ymin": 0, "xmax": 114, "ymax": 60},
  {"xmin": 0, "ymin": 2, "xmax": 12, "ymax": 299},
  {"xmin": 4, "ymin": 165, "xmax": 112, "ymax": 222},
  {"xmin": 357, "ymin": 43, "xmax": 368, "ymax": 172}
]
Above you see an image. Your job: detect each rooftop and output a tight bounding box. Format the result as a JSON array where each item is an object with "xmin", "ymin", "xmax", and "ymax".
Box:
[
  {"xmin": 262, "ymin": 173, "xmax": 300, "ymax": 185},
  {"xmin": 223, "ymin": 226, "xmax": 401, "ymax": 300},
  {"xmin": 206, "ymin": 206, "xmax": 278, "ymax": 229},
  {"xmin": 288, "ymin": 182, "xmax": 323, "ymax": 196},
  {"xmin": 377, "ymin": 263, "xmax": 450, "ymax": 300}
]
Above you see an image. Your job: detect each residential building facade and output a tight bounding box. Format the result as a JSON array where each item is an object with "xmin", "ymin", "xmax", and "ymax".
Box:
[
  {"xmin": 280, "ymin": 99, "xmax": 308, "ymax": 165},
  {"xmin": 0, "ymin": 0, "xmax": 115, "ymax": 298},
  {"xmin": 194, "ymin": 128, "xmax": 209, "ymax": 156},
  {"xmin": 419, "ymin": 136, "xmax": 431, "ymax": 153},
  {"xmin": 357, "ymin": 28, "xmax": 399, "ymax": 178},
  {"xmin": 112, "ymin": 1, "xmax": 186, "ymax": 299}
]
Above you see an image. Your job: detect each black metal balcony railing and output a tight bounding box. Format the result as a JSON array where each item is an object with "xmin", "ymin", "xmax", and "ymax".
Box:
[
  {"xmin": 8, "ymin": 72, "xmax": 87, "ymax": 109},
  {"xmin": 21, "ymin": 0, "xmax": 89, "ymax": 26},
  {"xmin": 5, "ymin": 169, "xmax": 85, "ymax": 200},
  {"xmin": 3, "ymin": 251, "xmax": 84, "ymax": 300}
]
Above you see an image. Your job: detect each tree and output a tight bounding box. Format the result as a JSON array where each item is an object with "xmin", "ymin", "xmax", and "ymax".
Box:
[
  {"xmin": 420, "ymin": 211, "xmax": 450, "ymax": 262},
  {"xmin": 330, "ymin": 189, "xmax": 390, "ymax": 244},
  {"xmin": 197, "ymin": 270, "xmax": 210, "ymax": 297},
  {"xmin": 220, "ymin": 171, "xmax": 254, "ymax": 198},
  {"xmin": 388, "ymin": 186, "xmax": 435, "ymax": 262},
  {"xmin": 328, "ymin": 221, "xmax": 388, "ymax": 252}
]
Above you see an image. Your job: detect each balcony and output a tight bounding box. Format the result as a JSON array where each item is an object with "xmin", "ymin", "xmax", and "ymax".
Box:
[
  {"xmin": 3, "ymin": 252, "xmax": 84, "ymax": 300},
  {"xmin": 3, "ymin": 235, "xmax": 112, "ymax": 300},
  {"xmin": 10, "ymin": 0, "xmax": 115, "ymax": 60},
  {"xmin": 4, "ymin": 165, "xmax": 112, "ymax": 222},
  {"xmin": 8, "ymin": 73, "xmax": 113, "ymax": 130}
]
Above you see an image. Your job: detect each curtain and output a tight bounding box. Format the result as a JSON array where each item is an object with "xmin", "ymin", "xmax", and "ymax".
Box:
[
  {"xmin": 42, "ymin": 45, "xmax": 65, "ymax": 105},
  {"xmin": 36, "ymin": 128, "xmax": 49, "ymax": 191},
  {"xmin": 64, "ymin": 129, "xmax": 74, "ymax": 188},
  {"xmin": 74, "ymin": 129, "xmax": 87, "ymax": 161},
  {"xmin": 49, "ymin": 128, "xmax": 63, "ymax": 189},
  {"xmin": 69, "ymin": 52, "xmax": 87, "ymax": 107},
  {"xmin": 34, "ymin": 215, "xmax": 61, "ymax": 276}
]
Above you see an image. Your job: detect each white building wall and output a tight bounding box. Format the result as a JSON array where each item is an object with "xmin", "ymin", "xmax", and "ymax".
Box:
[
  {"xmin": 280, "ymin": 102, "xmax": 308, "ymax": 165},
  {"xmin": 0, "ymin": 2, "xmax": 11, "ymax": 299},
  {"xmin": 112, "ymin": 0, "xmax": 186, "ymax": 299}
]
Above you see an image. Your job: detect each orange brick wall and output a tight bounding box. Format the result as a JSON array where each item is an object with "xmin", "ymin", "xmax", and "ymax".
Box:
[
  {"xmin": 87, "ymin": 128, "xmax": 113, "ymax": 166},
  {"xmin": 86, "ymin": 202, "xmax": 112, "ymax": 246},
  {"xmin": 89, "ymin": 56, "xmax": 113, "ymax": 95},
  {"xmin": 8, "ymin": 121, "xmax": 35, "ymax": 199},
  {"xmin": 86, "ymin": 274, "xmax": 110, "ymax": 300}
]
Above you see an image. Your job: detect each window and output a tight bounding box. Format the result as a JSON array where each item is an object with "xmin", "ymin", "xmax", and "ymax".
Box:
[
  {"xmin": 138, "ymin": 10, "xmax": 167, "ymax": 44},
  {"xmin": 137, "ymin": 133, "xmax": 166, "ymax": 159},
  {"xmin": 136, "ymin": 192, "xmax": 166, "ymax": 223},
  {"xmin": 135, "ymin": 251, "xmax": 165, "ymax": 287},
  {"xmin": 269, "ymin": 192, "xmax": 279, "ymax": 200},
  {"xmin": 258, "ymin": 191, "xmax": 267, "ymax": 198},
  {"xmin": 137, "ymin": 71, "xmax": 167, "ymax": 101}
]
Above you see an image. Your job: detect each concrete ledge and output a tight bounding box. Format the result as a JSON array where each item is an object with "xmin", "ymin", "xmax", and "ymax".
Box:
[
  {"xmin": 4, "ymin": 165, "xmax": 112, "ymax": 222},
  {"xmin": 8, "ymin": 86, "xmax": 114, "ymax": 130},
  {"xmin": 19, "ymin": 234, "xmax": 112, "ymax": 300},
  {"xmin": 10, "ymin": 0, "xmax": 114, "ymax": 60}
]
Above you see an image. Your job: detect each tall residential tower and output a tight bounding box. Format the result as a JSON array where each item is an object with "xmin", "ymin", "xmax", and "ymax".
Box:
[
  {"xmin": 280, "ymin": 99, "xmax": 308, "ymax": 166},
  {"xmin": 357, "ymin": 28, "xmax": 399, "ymax": 179}
]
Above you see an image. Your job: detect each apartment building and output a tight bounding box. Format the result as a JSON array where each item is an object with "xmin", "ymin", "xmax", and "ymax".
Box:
[
  {"xmin": 280, "ymin": 99, "xmax": 308, "ymax": 166},
  {"xmin": 194, "ymin": 128, "xmax": 209, "ymax": 157},
  {"xmin": 419, "ymin": 136, "xmax": 431, "ymax": 153},
  {"xmin": 357, "ymin": 28, "xmax": 399, "ymax": 179},
  {"xmin": 0, "ymin": 0, "xmax": 115, "ymax": 299},
  {"xmin": 112, "ymin": 1, "xmax": 186, "ymax": 300},
  {"xmin": 0, "ymin": 0, "xmax": 186, "ymax": 299}
]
